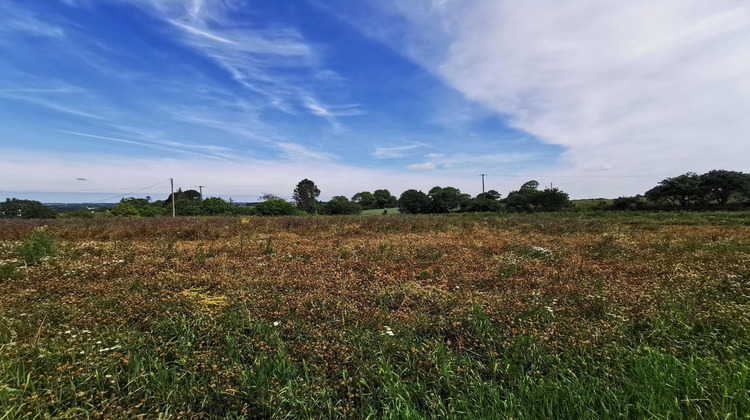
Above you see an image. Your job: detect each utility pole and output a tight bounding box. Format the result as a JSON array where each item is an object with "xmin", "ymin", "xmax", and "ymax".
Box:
[
  {"xmin": 480, "ymin": 174, "xmax": 487, "ymax": 195},
  {"xmin": 170, "ymin": 178, "xmax": 175, "ymax": 218},
  {"xmin": 197, "ymin": 186, "xmax": 205, "ymax": 200}
]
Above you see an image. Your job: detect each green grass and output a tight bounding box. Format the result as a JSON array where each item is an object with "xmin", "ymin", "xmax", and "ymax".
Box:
[
  {"xmin": 361, "ymin": 207, "xmax": 401, "ymax": 216},
  {"xmin": 2, "ymin": 303, "xmax": 747, "ymax": 419}
]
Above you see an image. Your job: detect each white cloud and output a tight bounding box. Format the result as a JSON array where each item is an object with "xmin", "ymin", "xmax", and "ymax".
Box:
[
  {"xmin": 425, "ymin": 153, "xmax": 444, "ymax": 158},
  {"xmin": 335, "ymin": 0, "xmax": 750, "ymax": 197},
  {"xmin": 407, "ymin": 162, "xmax": 437, "ymax": 170},
  {"xmin": 373, "ymin": 144, "xmax": 424, "ymax": 159}
]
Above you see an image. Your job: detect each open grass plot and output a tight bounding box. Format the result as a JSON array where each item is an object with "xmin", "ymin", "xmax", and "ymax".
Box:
[{"xmin": 1, "ymin": 213, "xmax": 749, "ymax": 418}]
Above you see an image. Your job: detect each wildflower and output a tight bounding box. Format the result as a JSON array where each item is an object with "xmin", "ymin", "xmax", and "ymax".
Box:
[
  {"xmin": 273, "ymin": 321, "xmax": 280, "ymax": 327},
  {"xmin": 383, "ymin": 326, "xmax": 394, "ymax": 336}
]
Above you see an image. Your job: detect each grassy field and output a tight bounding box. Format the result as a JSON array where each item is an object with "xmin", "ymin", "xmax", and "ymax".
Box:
[
  {"xmin": 360, "ymin": 207, "xmax": 400, "ymax": 216},
  {"xmin": 1, "ymin": 212, "xmax": 749, "ymax": 418}
]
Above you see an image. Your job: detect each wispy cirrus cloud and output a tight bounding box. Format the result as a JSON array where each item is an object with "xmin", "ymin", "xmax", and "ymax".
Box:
[
  {"xmin": 0, "ymin": 2, "xmax": 65, "ymax": 38},
  {"xmin": 0, "ymin": 83, "xmax": 104, "ymax": 120},
  {"xmin": 58, "ymin": 130, "xmax": 235, "ymax": 160},
  {"xmin": 124, "ymin": 0, "xmax": 359, "ymax": 129},
  {"xmin": 373, "ymin": 144, "xmax": 425, "ymax": 159}
]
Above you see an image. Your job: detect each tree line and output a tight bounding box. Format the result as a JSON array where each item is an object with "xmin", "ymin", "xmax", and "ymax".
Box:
[
  {"xmin": 3, "ymin": 169, "xmax": 748, "ymax": 219},
  {"xmin": 611, "ymin": 170, "xmax": 750, "ymax": 210}
]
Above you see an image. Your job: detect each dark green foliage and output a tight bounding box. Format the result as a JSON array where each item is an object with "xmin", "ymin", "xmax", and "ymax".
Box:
[
  {"xmin": 323, "ymin": 196, "xmax": 362, "ymax": 215},
  {"xmin": 428, "ymin": 186, "xmax": 469, "ymax": 213},
  {"xmin": 699, "ymin": 169, "xmax": 750, "ymax": 205},
  {"xmin": 165, "ymin": 188, "xmax": 201, "ymax": 204},
  {"xmin": 0, "ymin": 198, "xmax": 56, "ymax": 219},
  {"xmin": 535, "ymin": 187, "xmax": 571, "ymax": 211},
  {"xmin": 293, "ymin": 179, "xmax": 320, "ymax": 213},
  {"xmin": 460, "ymin": 198, "xmax": 503, "ymax": 212},
  {"xmin": 351, "ymin": 191, "xmax": 377, "ymax": 209},
  {"xmin": 611, "ymin": 195, "xmax": 646, "ymax": 210},
  {"xmin": 505, "ymin": 181, "xmax": 571, "ymax": 212},
  {"xmin": 252, "ymin": 199, "xmax": 301, "ymax": 216},
  {"xmin": 398, "ymin": 189, "xmax": 431, "ymax": 214},
  {"xmin": 201, "ymin": 197, "xmax": 233, "ymax": 215},
  {"xmin": 174, "ymin": 199, "xmax": 202, "ymax": 216},
  {"xmin": 645, "ymin": 170, "xmax": 750, "ymax": 208},
  {"xmin": 373, "ymin": 189, "xmax": 398, "ymax": 208},
  {"xmin": 476, "ymin": 189, "xmax": 502, "ymax": 200}
]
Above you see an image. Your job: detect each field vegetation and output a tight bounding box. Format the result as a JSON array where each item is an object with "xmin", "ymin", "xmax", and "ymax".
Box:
[{"xmin": 1, "ymin": 212, "xmax": 749, "ymax": 418}]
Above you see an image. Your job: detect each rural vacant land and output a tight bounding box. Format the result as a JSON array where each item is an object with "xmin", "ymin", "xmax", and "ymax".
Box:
[{"xmin": 1, "ymin": 212, "xmax": 749, "ymax": 418}]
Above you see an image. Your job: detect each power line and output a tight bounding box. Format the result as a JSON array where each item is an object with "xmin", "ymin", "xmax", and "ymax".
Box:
[{"xmin": 90, "ymin": 179, "xmax": 171, "ymax": 203}]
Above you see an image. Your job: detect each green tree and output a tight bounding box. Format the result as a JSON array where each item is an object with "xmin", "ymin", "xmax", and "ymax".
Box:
[
  {"xmin": 699, "ymin": 170, "xmax": 750, "ymax": 205},
  {"xmin": 253, "ymin": 199, "xmax": 301, "ymax": 216},
  {"xmin": 428, "ymin": 186, "xmax": 468, "ymax": 213},
  {"xmin": 293, "ymin": 179, "xmax": 320, "ymax": 213},
  {"xmin": 351, "ymin": 191, "xmax": 377, "ymax": 209},
  {"xmin": 201, "ymin": 197, "xmax": 233, "ymax": 215},
  {"xmin": 535, "ymin": 188, "xmax": 571, "ymax": 211},
  {"xmin": 373, "ymin": 189, "xmax": 398, "ymax": 208},
  {"xmin": 398, "ymin": 189, "xmax": 431, "ymax": 214},
  {"xmin": 505, "ymin": 180, "xmax": 541, "ymax": 212},
  {"xmin": 164, "ymin": 188, "xmax": 201, "ymax": 207},
  {"xmin": 645, "ymin": 173, "xmax": 701, "ymax": 207},
  {"xmin": 323, "ymin": 196, "xmax": 362, "ymax": 215},
  {"xmin": 476, "ymin": 190, "xmax": 502, "ymax": 200},
  {"xmin": 259, "ymin": 193, "xmax": 281, "ymax": 201},
  {"xmin": 0, "ymin": 198, "xmax": 57, "ymax": 219}
]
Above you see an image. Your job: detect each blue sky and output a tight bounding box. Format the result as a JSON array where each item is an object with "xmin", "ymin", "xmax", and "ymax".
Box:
[{"xmin": 1, "ymin": 0, "xmax": 749, "ymax": 202}]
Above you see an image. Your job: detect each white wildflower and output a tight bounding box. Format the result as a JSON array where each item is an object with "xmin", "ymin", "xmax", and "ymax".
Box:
[
  {"xmin": 383, "ymin": 326, "xmax": 394, "ymax": 336},
  {"xmin": 273, "ymin": 321, "xmax": 280, "ymax": 327}
]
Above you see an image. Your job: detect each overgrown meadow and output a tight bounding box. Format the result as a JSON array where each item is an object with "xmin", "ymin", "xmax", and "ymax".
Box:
[{"xmin": 1, "ymin": 212, "xmax": 749, "ymax": 419}]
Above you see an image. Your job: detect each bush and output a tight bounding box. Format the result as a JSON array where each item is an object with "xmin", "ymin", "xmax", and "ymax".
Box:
[
  {"xmin": 19, "ymin": 227, "xmax": 57, "ymax": 265},
  {"xmin": 323, "ymin": 196, "xmax": 362, "ymax": 215},
  {"xmin": 253, "ymin": 199, "xmax": 302, "ymax": 216}
]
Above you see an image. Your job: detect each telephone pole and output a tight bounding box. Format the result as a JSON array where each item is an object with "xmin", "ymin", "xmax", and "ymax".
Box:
[
  {"xmin": 197, "ymin": 186, "xmax": 205, "ymax": 200},
  {"xmin": 170, "ymin": 178, "xmax": 175, "ymax": 218},
  {"xmin": 480, "ymin": 174, "xmax": 487, "ymax": 195}
]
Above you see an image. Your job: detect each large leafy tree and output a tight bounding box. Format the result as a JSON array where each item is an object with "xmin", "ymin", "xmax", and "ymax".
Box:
[
  {"xmin": 373, "ymin": 189, "xmax": 398, "ymax": 208},
  {"xmin": 323, "ymin": 196, "xmax": 362, "ymax": 215},
  {"xmin": 428, "ymin": 186, "xmax": 468, "ymax": 213},
  {"xmin": 476, "ymin": 190, "xmax": 502, "ymax": 201},
  {"xmin": 351, "ymin": 191, "xmax": 377, "ymax": 209},
  {"xmin": 293, "ymin": 179, "xmax": 320, "ymax": 213},
  {"xmin": 699, "ymin": 170, "xmax": 750, "ymax": 205},
  {"xmin": 645, "ymin": 173, "xmax": 702, "ymax": 206},
  {"xmin": 505, "ymin": 180, "xmax": 570, "ymax": 212},
  {"xmin": 505, "ymin": 180, "xmax": 541, "ymax": 212},
  {"xmin": 398, "ymin": 190, "xmax": 431, "ymax": 214}
]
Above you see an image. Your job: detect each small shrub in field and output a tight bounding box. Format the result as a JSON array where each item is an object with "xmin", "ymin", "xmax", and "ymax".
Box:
[
  {"xmin": 19, "ymin": 227, "xmax": 57, "ymax": 264},
  {"xmin": 0, "ymin": 262, "xmax": 18, "ymax": 280}
]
